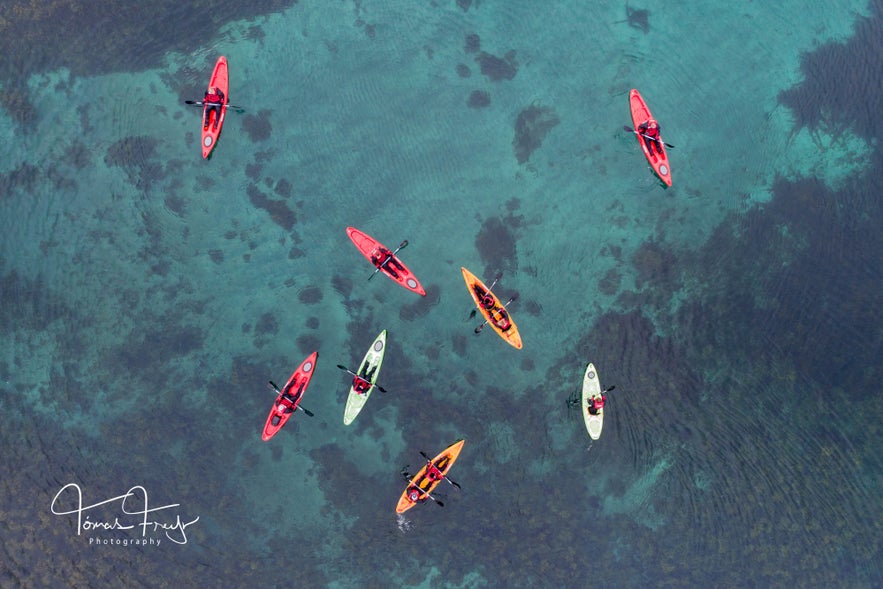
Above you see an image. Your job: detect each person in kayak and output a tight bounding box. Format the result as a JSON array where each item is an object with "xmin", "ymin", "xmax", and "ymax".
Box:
[
  {"xmin": 352, "ymin": 364, "xmax": 377, "ymax": 395},
  {"xmin": 638, "ymin": 118, "xmax": 662, "ymax": 155},
  {"xmin": 371, "ymin": 247, "xmax": 404, "ymax": 279},
  {"xmin": 401, "ymin": 467, "xmax": 428, "ymax": 504},
  {"xmin": 203, "ymin": 86, "xmax": 226, "ymax": 130},
  {"xmin": 588, "ymin": 393, "xmax": 607, "ymax": 415},
  {"xmin": 424, "ymin": 461, "xmax": 444, "ymax": 482}
]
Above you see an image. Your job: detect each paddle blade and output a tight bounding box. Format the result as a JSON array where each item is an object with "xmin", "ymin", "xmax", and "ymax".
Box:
[
  {"xmin": 300, "ymin": 406, "xmax": 315, "ymax": 417},
  {"xmin": 623, "ymin": 125, "xmax": 636, "ymax": 133},
  {"xmin": 268, "ymin": 380, "xmax": 280, "ymax": 392},
  {"xmin": 398, "ymin": 240, "xmax": 409, "ymax": 249}
]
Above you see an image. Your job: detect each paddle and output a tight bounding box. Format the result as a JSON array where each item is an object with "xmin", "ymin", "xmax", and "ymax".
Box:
[
  {"xmin": 419, "ymin": 451, "xmax": 461, "ymax": 489},
  {"xmin": 336, "ymin": 364, "xmax": 388, "ymax": 393},
  {"xmin": 623, "ymin": 125, "xmax": 675, "ymax": 149},
  {"xmin": 368, "ymin": 240, "xmax": 408, "ymax": 281},
  {"xmin": 465, "ymin": 272, "xmax": 503, "ymax": 321},
  {"xmin": 185, "ymin": 100, "xmax": 246, "ymax": 113},
  {"xmin": 474, "ymin": 294, "xmax": 519, "ymax": 334},
  {"xmin": 400, "ymin": 471, "xmax": 444, "ymax": 507},
  {"xmin": 567, "ymin": 385, "xmax": 616, "ymax": 408},
  {"xmin": 267, "ymin": 381, "xmax": 314, "ymax": 417}
]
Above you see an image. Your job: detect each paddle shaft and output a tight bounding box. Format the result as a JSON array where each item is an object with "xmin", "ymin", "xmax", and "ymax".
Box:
[
  {"xmin": 185, "ymin": 100, "xmax": 244, "ymax": 111},
  {"xmin": 569, "ymin": 385, "xmax": 615, "ymax": 407},
  {"xmin": 624, "ymin": 126, "xmax": 674, "ymax": 149},
  {"xmin": 475, "ymin": 295, "xmax": 518, "ymax": 334},
  {"xmin": 419, "ymin": 451, "xmax": 461, "ymax": 489},
  {"xmin": 368, "ymin": 240, "xmax": 408, "ymax": 281},
  {"xmin": 402, "ymin": 473, "xmax": 444, "ymax": 507},
  {"xmin": 267, "ymin": 381, "xmax": 314, "ymax": 417},
  {"xmin": 336, "ymin": 364, "xmax": 387, "ymax": 393}
]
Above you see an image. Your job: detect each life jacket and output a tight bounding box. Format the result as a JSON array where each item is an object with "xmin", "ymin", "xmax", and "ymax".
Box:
[
  {"xmin": 491, "ymin": 307, "xmax": 511, "ymax": 330},
  {"xmin": 426, "ymin": 464, "xmax": 442, "ymax": 481},
  {"xmin": 407, "ymin": 487, "xmax": 421, "ymax": 502},
  {"xmin": 353, "ymin": 377, "xmax": 370, "ymax": 393},
  {"xmin": 205, "ymin": 90, "xmax": 224, "ymax": 104}
]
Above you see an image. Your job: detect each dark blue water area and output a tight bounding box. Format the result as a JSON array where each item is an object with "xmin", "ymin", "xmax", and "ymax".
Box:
[{"xmin": 1, "ymin": 1, "xmax": 881, "ymax": 588}]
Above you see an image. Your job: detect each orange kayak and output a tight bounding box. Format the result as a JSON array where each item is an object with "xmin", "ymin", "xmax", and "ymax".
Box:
[
  {"xmin": 202, "ymin": 56, "xmax": 229, "ymax": 159},
  {"xmin": 396, "ymin": 439, "xmax": 465, "ymax": 514},
  {"xmin": 461, "ymin": 267, "xmax": 522, "ymax": 349},
  {"xmin": 629, "ymin": 88, "xmax": 671, "ymax": 186}
]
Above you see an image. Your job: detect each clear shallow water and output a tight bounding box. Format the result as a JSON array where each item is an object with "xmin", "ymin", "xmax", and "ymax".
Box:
[{"xmin": 1, "ymin": 1, "xmax": 881, "ymax": 587}]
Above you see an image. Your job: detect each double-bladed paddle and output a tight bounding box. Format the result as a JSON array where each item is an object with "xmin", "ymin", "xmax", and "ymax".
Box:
[
  {"xmin": 474, "ymin": 294, "xmax": 519, "ymax": 334},
  {"xmin": 185, "ymin": 100, "xmax": 246, "ymax": 113},
  {"xmin": 336, "ymin": 364, "xmax": 388, "ymax": 393},
  {"xmin": 368, "ymin": 240, "xmax": 409, "ymax": 281},
  {"xmin": 400, "ymin": 470, "xmax": 444, "ymax": 507},
  {"xmin": 623, "ymin": 125, "xmax": 675, "ymax": 149},
  {"xmin": 267, "ymin": 381, "xmax": 314, "ymax": 416},
  {"xmin": 466, "ymin": 272, "xmax": 503, "ymax": 321},
  {"xmin": 567, "ymin": 384, "xmax": 617, "ymax": 408},
  {"xmin": 419, "ymin": 451, "xmax": 461, "ymax": 489}
]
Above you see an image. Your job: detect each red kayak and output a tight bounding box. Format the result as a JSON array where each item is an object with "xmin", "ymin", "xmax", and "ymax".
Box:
[
  {"xmin": 629, "ymin": 88, "xmax": 671, "ymax": 187},
  {"xmin": 262, "ymin": 351, "xmax": 318, "ymax": 441},
  {"xmin": 202, "ymin": 56, "xmax": 229, "ymax": 159},
  {"xmin": 346, "ymin": 227, "xmax": 426, "ymax": 296}
]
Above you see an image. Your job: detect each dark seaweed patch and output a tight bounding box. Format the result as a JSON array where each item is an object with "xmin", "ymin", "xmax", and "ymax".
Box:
[
  {"xmin": 777, "ymin": 2, "xmax": 882, "ymax": 142},
  {"xmin": 254, "ymin": 313, "xmax": 278, "ymax": 336},
  {"xmin": 399, "ymin": 284, "xmax": 441, "ymax": 321},
  {"xmin": 274, "ymin": 178, "xmax": 292, "ymax": 198},
  {"xmin": 476, "ymin": 50, "xmax": 518, "ymax": 81},
  {"xmin": 242, "ymin": 109, "xmax": 272, "ymax": 142},
  {"xmin": 513, "ymin": 104, "xmax": 560, "ymax": 164},
  {"xmin": 475, "ymin": 216, "xmax": 519, "ymax": 276},
  {"xmin": 465, "ymin": 33, "xmax": 481, "ymax": 53},
  {"xmin": 246, "ymin": 183, "xmax": 297, "ymax": 231},
  {"xmin": 598, "ymin": 267, "xmax": 622, "ymax": 295},
  {"xmin": 456, "ymin": 63, "xmax": 472, "ymax": 78},
  {"xmin": 631, "ymin": 240, "xmax": 679, "ymax": 290},
  {"xmin": 298, "ymin": 285, "xmax": 323, "ymax": 304},
  {"xmin": 467, "ymin": 90, "xmax": 491, "ymax": 109}
]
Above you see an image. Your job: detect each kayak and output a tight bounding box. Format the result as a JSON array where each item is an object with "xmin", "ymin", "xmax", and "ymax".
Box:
[
  {"xmin": 262, "ymin": 351, "xmax": 318, "ymax": 441},
  {"xmin": 343, "ymin": 330, "xmax": 387, "ymax": 425},
  {"xmin": 629, "ymin": 88, "xmax": 671, "ymax": 186},
  {"xmin": 461, "ymin": 267, "xmax": 522, "ymax": 349},
  {"xmin": 580, "ymin": 362, "xmax": 604, "ymax": 440},
  {"xmin": 346, "ymin": 227, "xmax": 426, "ymax": 296},
  {"xmin": 202, "ymin": 56, "xmax": 229, "ymax": 159},
  {"xmin": 396, "ymin": 439, "xmax": 466, "ymax": 514}
]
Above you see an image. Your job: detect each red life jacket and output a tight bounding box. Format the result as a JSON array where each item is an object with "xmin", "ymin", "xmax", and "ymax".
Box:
[{"xmin": 205, "ymin": 91, "xmax": 223, "ymax": 104}]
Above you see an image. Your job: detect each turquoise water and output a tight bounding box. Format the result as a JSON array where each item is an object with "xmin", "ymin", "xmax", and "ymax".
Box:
[{"xmin": 1, "ymin": 1, "xmax": 881, "ymax": 587}]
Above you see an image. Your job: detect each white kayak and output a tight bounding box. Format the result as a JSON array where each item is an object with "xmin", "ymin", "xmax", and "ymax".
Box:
[
  {"xmin": 343, "ymin": 330, "xmax": 387, "ymax": 425},
  {"xmin": 581, "ymin": 363, "xmax": 604, "ymax": 440}
]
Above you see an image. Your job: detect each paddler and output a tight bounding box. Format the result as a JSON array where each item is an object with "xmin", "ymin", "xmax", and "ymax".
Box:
[
  {"xmin": 203, "ymin": 85, "xmax": 226, "ymax": 130},
  {"xmin": 352, "ymin": 365, "xmax": 376, "ymax": 395},
  {"xmin": 371, "ymin": 247, "xmax": 404, "ymax": 279},
  {"xmin": 588, "ymin": 393, "xmax": 607, "ymax": 415},
  {"xmin": 424, "ymin": 461, "xmax": 444, "ymax": 482},
  {"xmin": 638, "ymin": 118, "xmax": 662, "ymax": 155}
]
